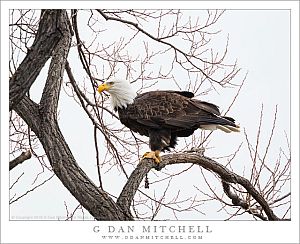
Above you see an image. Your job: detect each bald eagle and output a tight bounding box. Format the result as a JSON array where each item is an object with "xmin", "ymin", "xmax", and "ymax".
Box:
[{"xmin": 98, "ymin": 79, "xmax": 240, "ymax": 163}]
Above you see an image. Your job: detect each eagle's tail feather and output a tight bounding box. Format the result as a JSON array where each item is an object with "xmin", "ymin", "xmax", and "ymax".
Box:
[
  {"xmin": 200, "ymin": 115, "xmax": 240, "ymax": 133},
  {"xmin": 216, "ymin": 124, "xmax": 240, "ymax": 133}
]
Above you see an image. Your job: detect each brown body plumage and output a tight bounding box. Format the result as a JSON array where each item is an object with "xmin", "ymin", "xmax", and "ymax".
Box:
[
  {"xmin": 98, "ymin": 79, "xmax": 240, "ymax": 163},
  {"xmin": 117, "ymin": 90, "xmax": 239, "ymax": 152}
]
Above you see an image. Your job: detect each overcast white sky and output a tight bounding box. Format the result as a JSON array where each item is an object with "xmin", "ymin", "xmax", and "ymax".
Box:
[{"xmin": 2, "ymin": 1, "xmax": 300, "ymax": 244}]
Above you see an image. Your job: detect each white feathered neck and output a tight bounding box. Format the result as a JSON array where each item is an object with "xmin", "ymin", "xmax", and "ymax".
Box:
[{"xmin": 107, "ymin": 78, "xmax": 137, "ymax": 110}]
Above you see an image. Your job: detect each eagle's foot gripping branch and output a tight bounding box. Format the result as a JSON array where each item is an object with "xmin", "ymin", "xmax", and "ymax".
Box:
[{"xmin": 142, "ymin": 150, "xmax": 161, "ymax": 164}]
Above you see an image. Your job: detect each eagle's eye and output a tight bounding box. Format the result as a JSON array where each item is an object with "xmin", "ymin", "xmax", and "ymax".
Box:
[{"xmin": 107, "ymin": 81, "xmax": 114, "ymax": 86}]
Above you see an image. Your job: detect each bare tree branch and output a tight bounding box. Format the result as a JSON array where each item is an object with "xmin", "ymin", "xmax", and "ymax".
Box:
[
  {"xmin": 96, "ymin": 9, "xmax": 238, "ymax": 86},
  {"xmin": 39, "ymin": 12, "xmax": 72, "ymax": 121},
  {"xmin": 222, "ymin": 181, "xmax": 267, "ymax": 220},
  {"xmin": 9, "ymin": 150, "xmax": 32, "ymax": 170},
  {"xmin": 10, "ymin": 174, "xmax": 55, "ymax": 204},
  {"xmin": 118, "ymin": 153, "xmax": 281, "ymax": 221}
]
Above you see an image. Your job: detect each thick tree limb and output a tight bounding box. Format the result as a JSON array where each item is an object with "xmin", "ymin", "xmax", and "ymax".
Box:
[
  {"xmin": 15, "ymin": 96, "xmax": 132, "ymax": 220},
  {"xmin": 9, "ymin": 150, "xmax": 32, "ymax": 170},
  {"xmin": 12, "ymin": 96, "xmax": 41, "ymax": 135},
  {"xmin": 117, "ymin": 153, "xmax": 280, "ymax": 221},
  {"xmin": 39, "ymin": 11, "xmax": 72, "ymax": 121},
  {"xmin": 9, "ymin": 10, "xmax": 64, "ymax": 110}
]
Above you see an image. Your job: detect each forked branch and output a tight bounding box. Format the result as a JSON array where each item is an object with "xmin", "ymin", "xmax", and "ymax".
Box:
[
  {"xmin": 9, "ymin": 10, "xmax": 64, "ymax": 110},
  {"xmin": 117, "ymin": 153, "xmax": 280, "ymax": 221}
]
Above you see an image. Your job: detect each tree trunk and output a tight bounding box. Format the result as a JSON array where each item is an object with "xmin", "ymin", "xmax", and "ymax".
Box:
[{"xmin": 12, "ymin": 9, "xmax": 132, "ymax": 221}]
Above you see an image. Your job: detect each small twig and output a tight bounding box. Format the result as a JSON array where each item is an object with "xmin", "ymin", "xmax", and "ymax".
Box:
[
  {"xmin": 10, "ymin": 174, "xmax": 54, "ymax": 204},
  {"xmin": 9, "ymin": 172, "xmax": 25, "ymax": 189},
  {"xmin": 271, "ymin": 192, "xmax": 291, "ymax": 205}
]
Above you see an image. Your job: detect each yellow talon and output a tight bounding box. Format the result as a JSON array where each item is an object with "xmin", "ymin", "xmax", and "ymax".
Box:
[{"xmin": 142, "ymin": 150, "xmax": 161, "ymax": 164}]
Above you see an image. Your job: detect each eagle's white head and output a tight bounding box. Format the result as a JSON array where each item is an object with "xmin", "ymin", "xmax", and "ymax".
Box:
[{"xmin": 97, "ymin": 78, "xmax": 137, "ymax": 109}]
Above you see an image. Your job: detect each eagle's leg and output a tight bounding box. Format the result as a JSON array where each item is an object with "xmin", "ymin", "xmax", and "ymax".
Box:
[{"xmin": 142, "ymin": 150, "xmax": 161, "ymax": 164}]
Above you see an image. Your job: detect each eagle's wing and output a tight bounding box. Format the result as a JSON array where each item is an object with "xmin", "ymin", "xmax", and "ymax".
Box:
[
  {"xmin": 135, "ymin": 90, "xmax": 194, "ymax": 99},
  {"xmin": 191, "ymin": 100, "xmax": 221, "ymax": 115},
  {"xmin": 121, "ymin": 91, "xmax": 222, "ymax": 130},
  {"xmin": 166, "ymin": 90, "xmax": 195, "ymax": 98}
]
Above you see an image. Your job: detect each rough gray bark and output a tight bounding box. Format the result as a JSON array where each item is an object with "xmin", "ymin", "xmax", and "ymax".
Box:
[{"xmin": 9, "ymin": 10, "xmax": 63, "ymax": 111}]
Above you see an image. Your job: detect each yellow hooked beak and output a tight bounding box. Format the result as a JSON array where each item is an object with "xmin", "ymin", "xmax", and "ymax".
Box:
[{"xmin": 97, "ymin": 83, "xmax": 111, "ymax": 93}]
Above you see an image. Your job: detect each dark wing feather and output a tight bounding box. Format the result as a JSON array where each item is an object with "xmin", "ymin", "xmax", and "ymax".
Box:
[
  {"xmin": 167, "ymin": 91, "xmax": 194, "ymax": 98},
  {"xmin": 137, "ymin": 90, "xmax": 194, "ymax": 98},
  {"xmin": 191, "ymin": 100, "xmax": 221, "ymax": 115}
]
